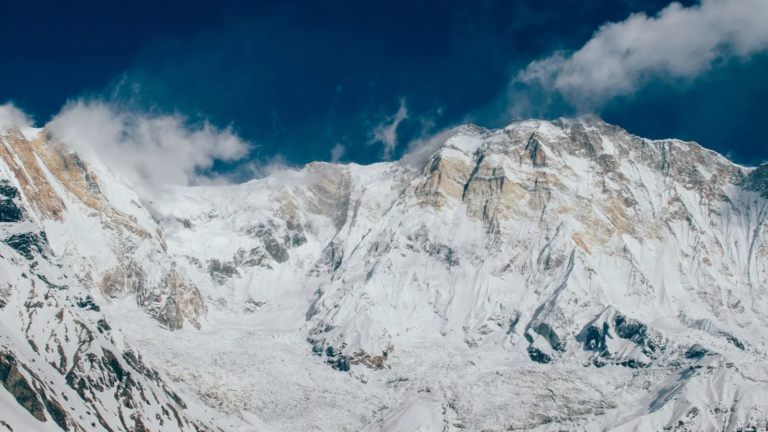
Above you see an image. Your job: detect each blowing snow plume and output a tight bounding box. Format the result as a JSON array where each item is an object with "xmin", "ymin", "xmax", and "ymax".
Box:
[
  {"xmin": 0, "ymin": 102, "xmax": 33, "ymax": 131},
  {"xmin": 516, "ymin": 0, "xmax": 768, "ymax": 110},
  {"xmin": 46, "ymin": 100, "xmax": 251, "ymax": 197}
]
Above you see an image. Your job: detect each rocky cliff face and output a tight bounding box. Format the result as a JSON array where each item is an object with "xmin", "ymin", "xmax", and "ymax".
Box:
[{"xmin": 2, "ymin": 117, "xmax": 768, "ymax": 431}]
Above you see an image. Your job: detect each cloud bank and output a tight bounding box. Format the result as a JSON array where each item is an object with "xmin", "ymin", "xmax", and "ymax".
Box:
[
  {"xmin": 46, "ymin": 101, "xmax": 251, "ymax": 194},
  {"xmin": 517, "ymin": 0, "xmax": 768, "ymax": 109},
  {"xmin": 369, "ymin": 98, "xmax": 408, "ymax": 159}
]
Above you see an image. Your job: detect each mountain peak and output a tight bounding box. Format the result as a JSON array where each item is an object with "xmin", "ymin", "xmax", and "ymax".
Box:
[{"xmin": 2, "ymin": 116, "xmax": 768, "ymax": 431}]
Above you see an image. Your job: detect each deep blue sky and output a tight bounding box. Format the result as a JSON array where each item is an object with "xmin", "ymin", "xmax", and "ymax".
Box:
[{"xmin": 2, "ymin": 0, "xmax": 767, "ymax": 169}]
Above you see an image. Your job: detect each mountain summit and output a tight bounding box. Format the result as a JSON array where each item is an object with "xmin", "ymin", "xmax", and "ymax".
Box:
[{"xmin": 2, "ymin": 117, "xmax": 768, "ymax": 431}]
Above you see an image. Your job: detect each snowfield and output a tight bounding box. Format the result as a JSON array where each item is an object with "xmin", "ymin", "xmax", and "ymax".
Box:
[{"xmin": 2, "ymin": 116, "xmax": 768, "ymax": 431}]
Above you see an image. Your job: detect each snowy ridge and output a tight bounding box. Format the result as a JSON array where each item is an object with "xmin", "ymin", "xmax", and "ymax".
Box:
[
  {"xmin": 0, "ymin": 127, "xmax": 242, "ymax": 431},
  {"xmin": 2, "ymin": 116, "xmax": 768, "ymax": 431}
]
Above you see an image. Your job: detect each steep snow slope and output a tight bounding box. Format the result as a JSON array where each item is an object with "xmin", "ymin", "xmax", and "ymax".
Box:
[
  {"xmin": 2, "ymin": 116, "xmax": 768, "ymax": 431},
  {"xmin": 0, "ymin": 127, "xmax": 246, "ymax": 431}
]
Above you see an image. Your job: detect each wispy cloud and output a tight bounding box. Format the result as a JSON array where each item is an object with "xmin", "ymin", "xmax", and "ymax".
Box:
[
  {"xmin": 46, "ymin": 100, "xmax": 251, "ymax": 197},
  {"xmin": 369, "ymin": 98, "xmax": 408, "ymax": 159},
  {"xmin": 0, "ymin": 102, "xmax": 33, "ymax": 131},
  {"xmin": 516, "ymin": 0, "xmax": 768, "ymax": 110},
  {"xmin": 330, "ymin": 143, "xmax": 345, "ymax": 163}
]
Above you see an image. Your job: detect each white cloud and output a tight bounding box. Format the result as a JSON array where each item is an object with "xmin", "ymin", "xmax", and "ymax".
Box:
[
  {"xmin": 369, "ymin": 98, "xmax": 408, "ymax": 159},
  {"xmin": 517, "ymin": 0, "xmax": 768, "ymax": 108},
  {"xmin": 0, "ymin": 102, "xmax": 33, "ymax": 131},
  {"xmin": 330, "ymin": 143, "xmax": 345, "ymax": 163},
  {"xmin": 46, "ymin": 100, "xmax": 250, "ymax": 195}
]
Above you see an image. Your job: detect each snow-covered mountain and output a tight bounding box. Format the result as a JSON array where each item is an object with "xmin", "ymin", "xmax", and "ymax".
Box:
[{"xmin": 2, "ymin": 116, "xmax": 768, "ymax": 431}]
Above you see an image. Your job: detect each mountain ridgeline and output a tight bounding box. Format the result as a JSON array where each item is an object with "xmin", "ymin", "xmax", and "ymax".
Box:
[{"xmin": 1, "ymin": 116, "xmax": 768, "ymax": 431}]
